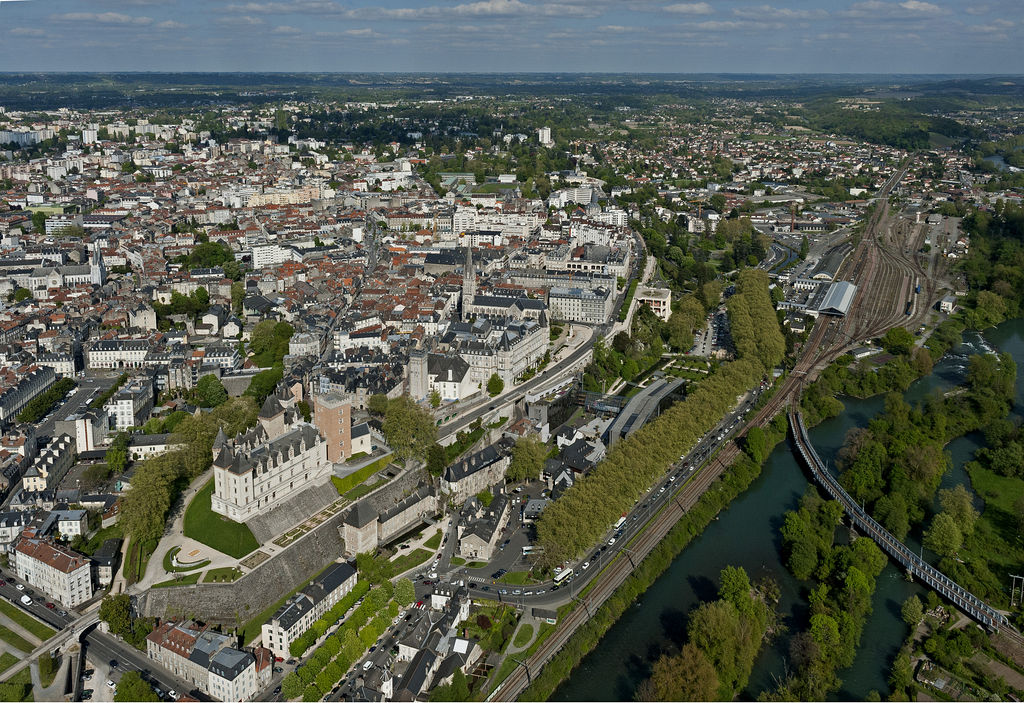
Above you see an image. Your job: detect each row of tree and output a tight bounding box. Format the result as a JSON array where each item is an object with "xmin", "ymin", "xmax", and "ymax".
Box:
[
  {"xmin": 118, "ymin": 397, "xmax": 258, "ymax": 557},
  {"xmin": 536, "ymin": 271, "xmax": 783, "ymax": 566},
  {"xmin": 288, "ymin": 580, "xmax": 372, "ymax": 657},
  {"xmin": 15, "ymin": 377, "xmax": 76, "ymax": 423},
  {"xmin": 281, "ymin": 580, "xmax": 412, "ymax": 701}
]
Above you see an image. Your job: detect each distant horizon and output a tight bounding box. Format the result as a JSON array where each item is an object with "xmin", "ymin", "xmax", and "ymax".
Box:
[
  {"xmin": 0, "ymin": 71, "xmax": 1021, "ymax": 78},
  {"xmin": 0, "ymin": 0, "xmax": 1020, "ymax": 75}
]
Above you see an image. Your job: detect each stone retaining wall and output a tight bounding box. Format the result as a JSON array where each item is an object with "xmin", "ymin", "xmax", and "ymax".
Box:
[{"xmin": 138, "ymin": 510, "xmax": 347, "ymax": 626}]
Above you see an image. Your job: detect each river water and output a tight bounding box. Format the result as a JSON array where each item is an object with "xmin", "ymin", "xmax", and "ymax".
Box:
[{"xmin": 553, "ymin": 318, "xmax": 1024, "ymax": 701}]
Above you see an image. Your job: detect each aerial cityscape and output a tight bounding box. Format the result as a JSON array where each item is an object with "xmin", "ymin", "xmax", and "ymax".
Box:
[{"xmin": 0, "ymin": 2, "xmax": 1022, "ymax": 703}]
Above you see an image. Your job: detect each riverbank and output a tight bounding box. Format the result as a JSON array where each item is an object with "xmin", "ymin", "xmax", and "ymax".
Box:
[
  {"xmin": 555, "ymin": 318, "xmax": 1024, "ymax": 701},
  {"xmin": 514, "ymin": 414, "xmax": 789, "ymax": 700}
]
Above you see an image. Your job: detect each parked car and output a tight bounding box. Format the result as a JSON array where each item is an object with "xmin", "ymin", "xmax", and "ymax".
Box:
[{"xmin": 106, "ymin": 680, "xmax": 116, "ymax": 691}]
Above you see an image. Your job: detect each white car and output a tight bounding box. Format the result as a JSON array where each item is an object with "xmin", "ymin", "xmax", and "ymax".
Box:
[
  {"xmin": 106, "ymin": 680, "xmax": 117, "ymax": 691},
  {"xmin": 15, "ymin": 584, "xmax": 23, "ymax": 591},
  {"xmin": 168, "ymin": 690, "xmax": 179, "ymax": 700},
  {"xmin": 581, "ymin": 561, "xmax": 590, "ymax": 570}
]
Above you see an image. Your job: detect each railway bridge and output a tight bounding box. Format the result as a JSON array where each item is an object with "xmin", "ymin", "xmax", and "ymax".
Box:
[{"xmin": 789, "ymin": 408, "xmax": 1011, "ymax": 632}]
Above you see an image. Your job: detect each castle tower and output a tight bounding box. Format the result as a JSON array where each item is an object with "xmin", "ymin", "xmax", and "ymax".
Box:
[
  {"xmin": 462, "ymin": 240, "xmax": 475, "ymax": 322},
  {"xmin": 408, "ymin": 346, "xmax": 428, "ymax": 401},
  {"xmin": 312, "ymin": 392, "xmax": 352, "ymax": 463}
]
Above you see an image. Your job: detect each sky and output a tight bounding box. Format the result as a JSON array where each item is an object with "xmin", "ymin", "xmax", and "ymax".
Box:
[{"xmin": 0, "ymin": 0, "xmax": 1021, "ymax": 74}]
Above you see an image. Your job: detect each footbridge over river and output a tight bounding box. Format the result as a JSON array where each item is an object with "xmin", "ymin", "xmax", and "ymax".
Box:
[{"xmin": 789, "ymin": 408, "xmax": 1012, "ymax": 633}]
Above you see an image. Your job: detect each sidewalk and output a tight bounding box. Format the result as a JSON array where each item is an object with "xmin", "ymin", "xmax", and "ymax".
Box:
[
  {"xmin": 134, "ymin": 468, "xmax": 235, "ymax": 592},
  {"xmin": 31, "ymin": 651, "xmax": 71, "ymax": 701}
]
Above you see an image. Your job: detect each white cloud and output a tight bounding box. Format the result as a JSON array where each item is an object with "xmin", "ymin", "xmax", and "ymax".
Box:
[
  {"xmin": 732, "ymin": 5, "xmax": 828, "ymax": 20},
  {"xmin": 9, "ymin": 27, "xmax": 47, "ymax": 37},
  {"xmin": 50, "ymin": 12, "xmax": 154, "ymax": 25},
  {"xmin": 224, "ymin": 1, "xmax": 342, "ymax": 13},
  {"xmin": 344, "ymin": 0, "xmax": 605, "ymax": 20},
  {"xmin": 156, "ymin": 20, "xmax": 187, "ymax": 29},
  {"xmin": 841, "ymin": 0, "xmax": 948, "ymax": 18},
  {"xmin": 343, "ymin": 27, "xmax": 384, "ymax": 37},
  {"xmin": 898, "ymin": 0, "xmax": 943, "ymax": 13},
  {"xmin": 271, "ymin": 24, "xmax": 302, "ymax": 34},
  {"xmin": 663, "ymin": 2, "xmax": 714, "ymax": 14},
  {"xmin": 223, "ymin": 15, "xmax": 266, "ymax": 25}
]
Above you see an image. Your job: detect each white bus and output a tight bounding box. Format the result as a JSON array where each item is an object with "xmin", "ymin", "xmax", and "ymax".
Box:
[
  {"xmin": 553, "ymin": 568, "xmax": 574, "ymax": 585},
  {"xmin": 613, "ymin": 514, "xmax": 626, "ymax": 531}
]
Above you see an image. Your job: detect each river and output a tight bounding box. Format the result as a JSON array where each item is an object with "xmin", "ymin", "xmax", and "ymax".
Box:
[{"xmin": 553, "ymin": 317, "xmax": 1024, "ymax": 702}]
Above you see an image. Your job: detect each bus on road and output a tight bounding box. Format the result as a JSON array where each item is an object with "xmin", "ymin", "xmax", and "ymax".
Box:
[{"xmin": 554, "ymin": 568, "xmax": 574, "ymax": 585}]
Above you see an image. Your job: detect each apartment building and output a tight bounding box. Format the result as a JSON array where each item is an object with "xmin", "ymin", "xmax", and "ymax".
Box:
[
  {"xmin": 547, "ymin": 286, "xmax": 614, "ymax": 324},
  {"xmin": 260, "ymin": 562, "xmax": 357, "ymax": 659},
  {"xmin": 11, "ymin": 535, "xmax": 93, "ymax": 607}
]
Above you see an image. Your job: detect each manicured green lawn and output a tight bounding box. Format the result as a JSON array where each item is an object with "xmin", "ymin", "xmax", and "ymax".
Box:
[
  {"xmin": 423, "ymin": 529, "xmax": 442, "ymax": 550},
  {"xmin": 331, "ymin": 454, "xmax": 392, "ymax": 495},
  {"xmin": 183, "ymin": 480, "xmax": 259, "ymax": 558},
  {"xmin": 512, "ymin": 623, "xmax": 534, "ymax": 648},
  {"xmin": 162, "ymin": 546, "xmax": 210, "ymax": 573},
  {"xmin": 123, "ymin": 534, "xmax": 162, "ymax": 586},
  {"xmin": 344, "ymin": 478, "xmax": 388, "ymax": 502},
  {"xmin": 0, "ymin": 666, "xmax": 33, "ymax": 701},
  {"xmin": 497, "ymin": 570, "xmax": 535, "ymax": 586},
  {"xmin": 153, "ymin": 572, "xmax": 202, "ymax": 588},
  {"xmin": 204, "ymin": 567, "xmax": 242, "ymax": 583},
  {"xmin": 0, "ymin": 602, "xmax": 54, "ymax": 641},
  {"xmin": 0, "ymin": 652, "xmax": 18, "ymax": 674},
  {"xmin": 389, "ymin": 548, "xmax": 432, "ymax": 575},
  {"xmin": 0, "ymin": 625, "xmax": 33, "ymax": 653}
]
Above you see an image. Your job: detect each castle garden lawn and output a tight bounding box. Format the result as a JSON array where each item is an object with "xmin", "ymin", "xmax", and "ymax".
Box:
[{"xmin": 183, "ymin": 480, "xmax": 259, "ymax": 559}]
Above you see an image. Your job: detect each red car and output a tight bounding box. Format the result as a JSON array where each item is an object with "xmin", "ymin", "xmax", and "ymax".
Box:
[{"xmin": 45, "ymin": 602, "xmax": 55, "ymax": 609}]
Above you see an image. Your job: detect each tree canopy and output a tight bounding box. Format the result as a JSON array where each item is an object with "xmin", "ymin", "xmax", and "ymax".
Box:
[
  {"xmin": 195, "ymin": 374, "xmax": 228, "ymax": 408},
  {"xmin": 507, "ymin": 435, "xmax": 546, "ymax": 482},
  {"xmin": 382, "ymin": 396, "xmax": 437, "ymax": 463},
  {"xmin": 114, "ymin": 671, "xmax": 159, "ymax": 702}
]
